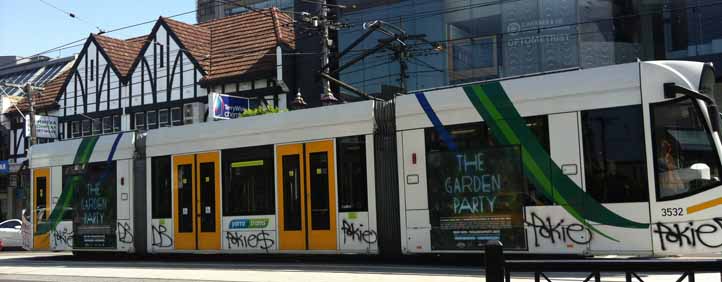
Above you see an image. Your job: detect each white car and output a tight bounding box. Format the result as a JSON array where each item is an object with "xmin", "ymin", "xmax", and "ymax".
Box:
[{"xmin": 0, "ymin": 219, "xmax": 22, "ymax": 249}]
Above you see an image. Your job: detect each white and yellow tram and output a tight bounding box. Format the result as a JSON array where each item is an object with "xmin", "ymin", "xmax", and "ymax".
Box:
[{"xmin": 24, "ymin": 61, "xmax": 722, "ymax": 256}]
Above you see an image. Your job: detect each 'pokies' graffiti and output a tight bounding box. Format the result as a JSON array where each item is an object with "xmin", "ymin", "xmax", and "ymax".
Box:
[
  {"xmin": 151, "ymin": 224, "xmax": 173, "ymax": 248},
  {"xmin": 653, "ymin": 218, "xmax": 722, "ymax": 251},
  {"xmin": 52, "ymin": 227, "xmax": 73, "ymax": 248},
  {"xmin": 225, "ymin": 230, "xmax": 274, "ymax": 251},
  {"xmin": 526, "ymin": 212, "xmax": 592, "ymax": 247},
  {"xmin": 117, "ymin": 222, "xmax": 133, "ymax": 244},
  {"xmin": 341, "ymin": 219, "xmax": 377, "ymax": 244}
]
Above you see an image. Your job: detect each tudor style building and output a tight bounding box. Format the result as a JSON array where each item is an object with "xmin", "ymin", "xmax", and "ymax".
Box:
[{"xmin": 11, "ymin": 8, "xmax": 295, "ymax": 141}]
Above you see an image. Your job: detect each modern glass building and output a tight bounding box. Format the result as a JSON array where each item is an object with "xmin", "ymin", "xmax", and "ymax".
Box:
[
  {"xmin": 335, "ymin": 0, "xmax": 722, "ymax": 100},
  {"xmin": 197, "ymin": 0, "xmax": 294, "ymax": 23}
]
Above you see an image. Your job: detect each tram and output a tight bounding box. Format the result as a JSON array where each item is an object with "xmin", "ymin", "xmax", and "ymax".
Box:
[{"xmin": 23, "ymin": 61, "xmax": 722, "ymax": 256}]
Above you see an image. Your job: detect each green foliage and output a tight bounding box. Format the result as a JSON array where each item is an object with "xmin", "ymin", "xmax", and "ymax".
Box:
[{"xmin": 241, "ymin": 105, "xmax": 284, "ymax": 117}]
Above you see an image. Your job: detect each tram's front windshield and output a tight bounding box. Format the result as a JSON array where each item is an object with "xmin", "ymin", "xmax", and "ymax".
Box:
[{"xmin": 652, "ymin": 97, "xmax": 722, "ymax": 200}]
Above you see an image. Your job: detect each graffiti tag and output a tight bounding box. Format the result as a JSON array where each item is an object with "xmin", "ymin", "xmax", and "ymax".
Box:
[
  {"xmin": 341, "ymin": 220, "xmax": 377, "ymax": 244},
  {"xmin": 526, "ymin": 213, "xmax": 592, "ymax": 247},
  {"xmin": 52, "ymin": 227, "xmax": 74, "ymax": 248},
  {"xmin": 117, "ymin": 222, "xmax": 134, "ymax": 244},
  {"xmin": 653, "ymin": 218, "xmax": 722, "ymax": 251},
  {"xmin": 151, "ymin": 224, "xmax": 173, "ymax": 248},
  {"xmin": 225, "ymin": 230, "xmax": 274, "ymax": 252}
]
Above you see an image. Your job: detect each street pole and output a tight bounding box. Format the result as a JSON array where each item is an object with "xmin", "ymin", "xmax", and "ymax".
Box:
[
  {"xmin": 1, "ymin": 82, "xmax": 42, "ymax": 146},
  {"xmin": 23, "ymin": 84, "xmax": 38, "ymax": 146},
  {"xmin": 319, "ymin": 0, "xmax": 337, "ymax": 105}
]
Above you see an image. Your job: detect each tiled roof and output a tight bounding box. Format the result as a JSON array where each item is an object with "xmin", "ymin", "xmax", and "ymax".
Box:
[
  {"xmin": 9, "ymin": 7, "xmax": 294, "ymax": 113},
  {"xmin": 162, "ymin": 17, "xmax": 211, "ymax": 71},
  {"xmin": 200, "ymin": 7, "xmax": 295, "ymax": 82},
  {"xmin": 11, "ymin": 68, "xmax": 71, "ymax": 112},
  {"xmin": 93, "ymin": 34, "xmax": 145, "ymax": 77}
]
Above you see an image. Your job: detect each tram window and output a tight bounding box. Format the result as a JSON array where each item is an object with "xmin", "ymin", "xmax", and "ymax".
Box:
[
  {"xmin": 151, "ymin": 156, "xmax": 172, "ymax": 218},
  {"xmin": 35, "ymin": 176, "xmax": 47, "ymax": 224},
  {"xmin": 135, "ymin": 112, "xmax": 145, "ymax": 130},
  {"xmin": 651, "ymin": 97, "xmax": 721, "ymax": 200},
  {"xmin": 425, "ymin": 117, "xmax": 551, "ymax": 206},
  {"xmin": 582, "ymin": 106, "xmax": 649, "ymax": 203},
  {"xmin": 282, "ymin": 154, "xmax": 302, "ymax": 230},
  {"xmin": 337, "ymin": 136, "xmax": 368, "ymax": 212},
  {"xmin": 222, "ymin": 146, "xmax": 275, "ymax": 215},
  {"xmin": 147, "ymin": 110, "xmax": 158, "ymax": 129}
]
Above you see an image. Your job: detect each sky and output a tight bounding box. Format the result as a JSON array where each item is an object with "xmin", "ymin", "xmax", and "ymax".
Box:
[{"xmin": 0, "ymin": 0, "xmax": 197, "ymax": 59}]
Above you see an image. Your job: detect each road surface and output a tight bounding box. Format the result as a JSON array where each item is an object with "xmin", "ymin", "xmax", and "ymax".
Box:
[{"xmin": 0, "ymin": 251, "xmax": 720, "ymax": 282}]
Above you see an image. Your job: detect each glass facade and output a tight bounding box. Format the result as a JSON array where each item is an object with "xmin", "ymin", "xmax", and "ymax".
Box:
[
  {"xmin": 197, "ymin": 0, "xmax": 294, "ymax": 23},
  {"xmin": 337, "ymin": 0, "xmax": 722, "ymax": 95}
]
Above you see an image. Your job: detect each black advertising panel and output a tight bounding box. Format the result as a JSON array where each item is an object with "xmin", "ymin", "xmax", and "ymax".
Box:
[
  {"xmin": 66, "ymin": 162, "xmax": 117, "ymax": 249},
  {"xmin": 427, "ymin": 146, "xmax": 526, "ymax": 250}
]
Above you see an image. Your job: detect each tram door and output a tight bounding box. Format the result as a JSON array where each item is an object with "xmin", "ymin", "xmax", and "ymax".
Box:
[
  {"xmin": 173, "ymin": 152, "xmax": 221, "ymax": 250},
  {"xmin": 277, "ymin": 140, "xmax": 337, "ymax": 250},
  {"xmin": 33, "ymin": 168, "xmax": 50, "ymax": 250}
]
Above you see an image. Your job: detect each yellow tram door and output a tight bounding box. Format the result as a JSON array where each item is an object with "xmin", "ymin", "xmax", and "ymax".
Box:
[
  {"xmin": 173, "ymin": 152, "xmax": 221, "ymax": 251},
  {"xmin": 33, "ymin": 168, "xmax": 50, "ymax": 250},
  {"xmin": 277, "ymin": 140, "xmax": 337, "ymax": 251}
]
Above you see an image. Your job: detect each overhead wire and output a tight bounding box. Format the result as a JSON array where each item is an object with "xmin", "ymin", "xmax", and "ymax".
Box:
[{"xmin": 37, "ymin": 0, "xmax": 105, "ymax": 33}]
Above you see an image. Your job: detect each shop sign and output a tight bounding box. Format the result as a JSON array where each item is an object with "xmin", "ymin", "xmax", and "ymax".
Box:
[
  {"xmin": 209, "ymin": 92, "xmax": 250, "ymax": 120},
  {"xmin": 0, "ymin": 160, "xmax": 8, "ymax": 175},
  {"xmin": 25, "ymin": 115, "xmax": 58, "ymax": 139}
]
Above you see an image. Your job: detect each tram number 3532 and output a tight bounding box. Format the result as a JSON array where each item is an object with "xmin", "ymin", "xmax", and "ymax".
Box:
[{"xmin": 661, "ymin": 207, "xmax": 684, "ymax": 217}]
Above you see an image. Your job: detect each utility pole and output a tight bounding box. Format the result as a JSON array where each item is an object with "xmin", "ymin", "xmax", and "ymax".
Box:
[
  {"xmin": 300, "ymin": 0, "xmax": 348, "ymax": 105},
  {"xmin": 319, "ymin": 0, "xmax": 335, "ymax": 105},
  {"xmin": 1, "ymin": 82, "xmax": 43, "ymax": 146}
]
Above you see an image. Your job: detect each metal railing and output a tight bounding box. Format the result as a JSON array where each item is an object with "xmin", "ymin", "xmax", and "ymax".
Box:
[{"xmin": 484, "ymin": 241, "xmax": 722, "ymax": 282}]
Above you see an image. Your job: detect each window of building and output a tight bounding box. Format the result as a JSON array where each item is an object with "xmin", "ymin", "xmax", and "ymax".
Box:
[
  {"xmin": 651, "ymin": 97, "xmax": 721, "ymax": 200},
  {"xmin": 113, "ymin": 115, "xmax": 121, "ymax": 132},
  {"xmin": 72, "ymin": 121, "xmax": 80, "ymax": 138},
  {"xmin": 152, "ymin": 156, "xmax": 172, "ymax": 218},
  {"xmin": 337, "ymin": 136, "xmax": 368, "ymax": 212},
  {"xmin": 135, "ymin": 112, "xmax": 145, "ymax": 130},
  {"xmin": 171, "ymin": 107, "xmax": 182, "ymax": 126},
  {"xmin": 92, "ymin": 118, "xmax": 102, "ymax": 135},
  {"xmin": 90, "ymin": 59, "xmax": 94, "ymax": 81},
  {"xmin": 81, "ymin": 120, "xmax": 91, "ymax": 136},
  {"xmin": 222, "ymin": 145, "xmax": 275, "ymax": 215},
  {"xmin": 103, "ymin": 116, "xmax": 112, "ymax": 133},
  {"xmin": 147, "ymin": 110, "xmax": 158, "ymax": 129},
  {"xmin": 159, "ymin": 109, "xmax": 169, "ymax": 127},
  {"xmin": 582, "ymin": 106, "xmax": 649, "ymax": 203}
]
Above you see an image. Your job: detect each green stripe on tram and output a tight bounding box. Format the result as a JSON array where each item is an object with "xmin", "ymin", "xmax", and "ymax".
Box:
[
  {"xmin": 462, "ymin": 82, "xmax": 649, "ymax": 242},
  {"xmin": 36, "ymin": 136, "xmax": 100, "ymax": 235}
]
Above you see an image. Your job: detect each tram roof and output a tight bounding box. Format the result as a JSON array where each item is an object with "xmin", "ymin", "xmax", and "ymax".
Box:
[
  {"xmin": 30, "ymin": 132, "xmax": 136, "ymax": 168},
  {"xmin": 145, "ymin": 100, "xmax": 375, "ymax": 157},
  {"xmin": 395, "ymin": 60, "xmax": 710, "ymax": 131}
]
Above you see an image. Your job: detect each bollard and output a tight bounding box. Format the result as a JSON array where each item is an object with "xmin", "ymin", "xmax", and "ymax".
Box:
[{"xmin": 485, "ymin": 240, "xmax": 505, "ymax": 282}]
